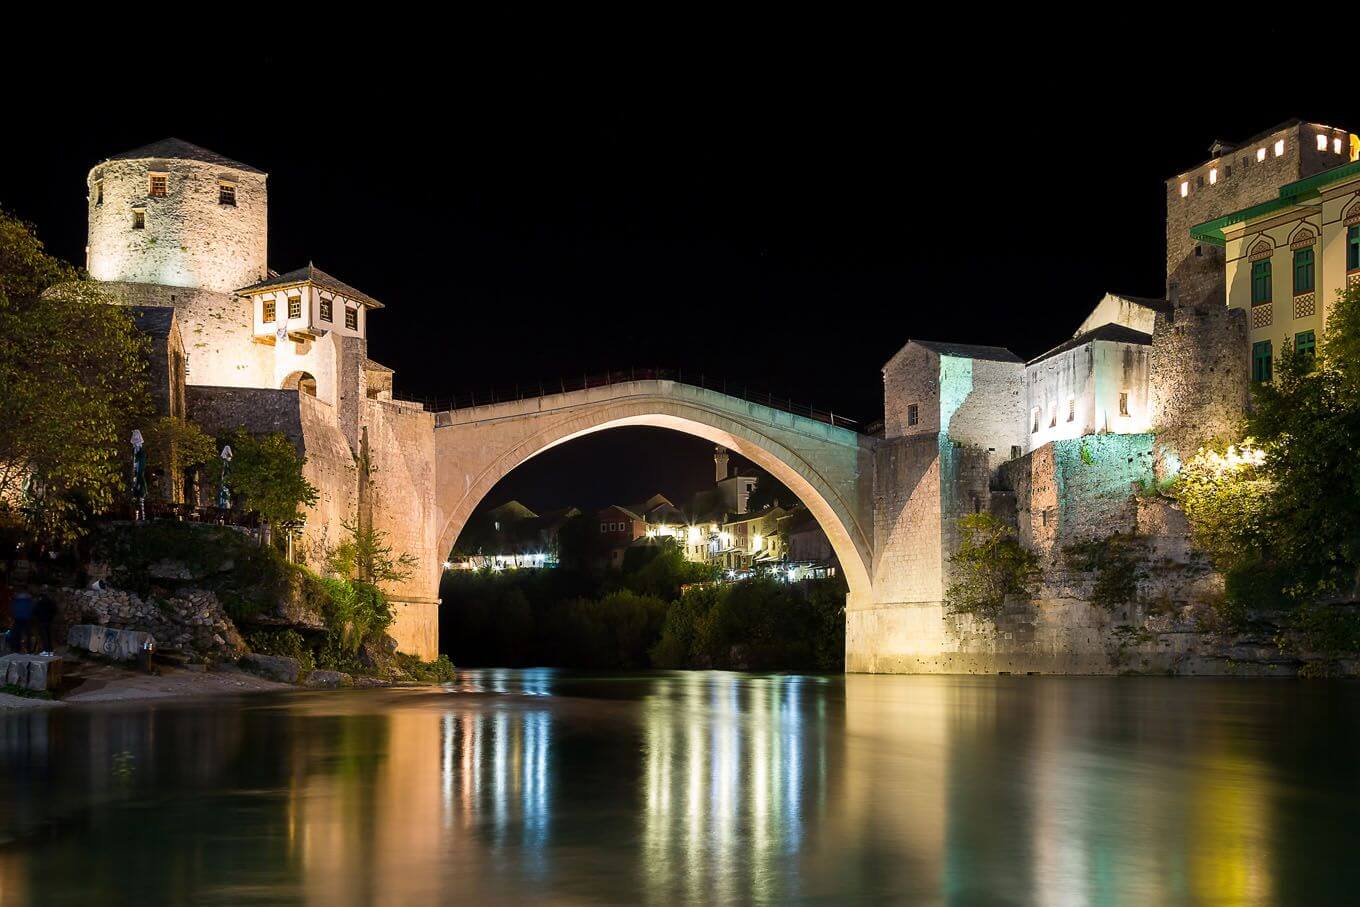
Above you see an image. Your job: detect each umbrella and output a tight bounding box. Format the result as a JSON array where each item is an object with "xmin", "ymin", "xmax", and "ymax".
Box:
[{"xmin": 217, "ymin": 444, "xmax": 233, "ymax": 510}]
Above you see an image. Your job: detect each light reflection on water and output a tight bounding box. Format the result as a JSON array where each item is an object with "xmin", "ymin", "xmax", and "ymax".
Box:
[{"xmin": 0, "ymin": 672, "xmax": 1358, "ymax": 905}]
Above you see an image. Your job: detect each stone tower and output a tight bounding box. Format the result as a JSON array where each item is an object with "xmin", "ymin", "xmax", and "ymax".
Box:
[
  {"xmin": 86, "ymin": 138, "xmax": 268, "ymax": 294},
  {"xmin": 1164, "ymin": 120, "xmax": 1350, "ymax": 308},
  {"xmin": 714, "ymin": 446, "xmax": 729, "ymax": 482}
]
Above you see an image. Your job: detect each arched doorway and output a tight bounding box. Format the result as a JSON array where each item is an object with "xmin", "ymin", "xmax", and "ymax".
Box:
[{"xmin": 282, "ymin": 370, "xmax": 318, "ymax": 396}]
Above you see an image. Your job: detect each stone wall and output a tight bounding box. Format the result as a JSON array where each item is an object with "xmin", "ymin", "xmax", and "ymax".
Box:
[
  {"xmin": 362, "ymin": 397, "xmax": 439, "ymax": 659},
  {"xmin": 58, "ymin": 586, "xmax": 245, "ymax": 661},
  {"xmin": 103, "ymin": 282, "xmax": 270, "ymax": 388},
  {"xmin": 87, "ymin": 156, "xmax": 268, "ymax": 295},
  {"xmin": 1148, "ymin": 305, "xmax": 1249, "ymax": 470}
]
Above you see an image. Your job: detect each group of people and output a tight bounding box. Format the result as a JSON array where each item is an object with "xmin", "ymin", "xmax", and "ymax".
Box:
[{"xmin": 0, "ymin": 583, "xmax": 57, "ymax": 656}]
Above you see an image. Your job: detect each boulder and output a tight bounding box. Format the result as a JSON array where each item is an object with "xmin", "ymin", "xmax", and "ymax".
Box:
[
  {"xmin": 0, "ymin": 654, "xmax": 64, "ymax": 691},
  {"xmin": 67, "ymin": 624, "xmax": 155, "ymax": 662},
  {"xmin": 239, "ymin": 653, "xmax": 301, "ymax": 684},
  {"xmin": 304, "ymin": 670, "xmax": 353, "ymax": 689}
]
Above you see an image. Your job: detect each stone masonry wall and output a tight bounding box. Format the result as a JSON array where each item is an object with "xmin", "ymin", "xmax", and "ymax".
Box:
[
  {"xmin": 1148, "ymin": 305, "xmax": 1249, "ymax": 470},
  {"xmin": 362, "ymin": 397, "xmax": 439, "ymax": 659},
  {"xmin": 103, "ymin": 281, "xmax": 271, "ymax": 388},
  {"xmin": 57, "ymin": 586, "xmax": 246, "ymax": 661}
]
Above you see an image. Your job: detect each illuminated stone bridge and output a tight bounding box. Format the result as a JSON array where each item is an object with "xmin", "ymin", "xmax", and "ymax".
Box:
[{"xmin": 423, "ymin": 369, "xmax": 1007, "ymax": 674}]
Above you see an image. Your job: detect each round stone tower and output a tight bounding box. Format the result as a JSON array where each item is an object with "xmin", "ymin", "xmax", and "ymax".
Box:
[{"xmin": 87, "ymin": 138, "xmax": 267, "ymax": 294}]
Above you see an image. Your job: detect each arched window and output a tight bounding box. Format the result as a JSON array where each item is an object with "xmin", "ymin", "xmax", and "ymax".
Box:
[{"xmin": 1349, "ymin": 224, "xmax": 1360, "ymax": 272}]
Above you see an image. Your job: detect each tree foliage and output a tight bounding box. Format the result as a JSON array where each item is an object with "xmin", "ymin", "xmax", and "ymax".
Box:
[
  {"xmin": 224, "ymin": 430, "xmax": 318, "ymax": 530},
  {"xmin": 327, "ymin": 517, "xmax": 418, "ymax": 586},
  {"xmin": 142, "ymin": 416, "xmax": 217, "ymax": 500},
  {"xmin": 0, "ymin": 209, "xmax": 150, "ymax": 542},
  {"xmin": 1176, "ymin": 285, "xmax": 1360, "ymax": 606},
  {"xmin": 944, "ymin": 512, "xmax": 1041, "ymax": 618}
]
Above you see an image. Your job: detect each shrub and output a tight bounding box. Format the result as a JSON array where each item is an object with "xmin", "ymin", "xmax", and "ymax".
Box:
[
  {"xmin": 1065, "ymin": 533, "xmax": 1147, "ymax": 611},
  {"xmin": 945, "ymin": 513, "xmax": 1041, "ymax": 618}
]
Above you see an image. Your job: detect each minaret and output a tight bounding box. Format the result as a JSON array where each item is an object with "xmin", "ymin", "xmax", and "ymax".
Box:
[{"xmin": 714, "ymin": 446, "xmax": 729, "ymax": 483}]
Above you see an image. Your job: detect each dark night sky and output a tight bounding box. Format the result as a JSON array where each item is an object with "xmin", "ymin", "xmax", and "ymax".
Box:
[{"xmin": 2, "ymin": 63, "xmax": 1353, "ymax": 520}]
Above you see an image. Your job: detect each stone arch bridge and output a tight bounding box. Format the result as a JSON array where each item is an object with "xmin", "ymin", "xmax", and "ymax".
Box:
[{"xmin": 400, "ymin": 374, "xmax": 973, "ymax": 674}]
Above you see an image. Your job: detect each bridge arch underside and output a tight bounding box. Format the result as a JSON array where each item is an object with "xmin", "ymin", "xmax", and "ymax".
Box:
[{"xmin": 435, "ymin": 399, "xmax": 873, "ymax": 603}]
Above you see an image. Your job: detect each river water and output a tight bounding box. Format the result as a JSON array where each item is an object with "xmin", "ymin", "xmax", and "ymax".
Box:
[{"xmin": 1, "ymin": 671, "xmax": 1357, "ymax": 905}]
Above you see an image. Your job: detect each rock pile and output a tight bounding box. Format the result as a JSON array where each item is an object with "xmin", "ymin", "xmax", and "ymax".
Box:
[{"xmin": 62, "ymin": 587, "xmax": 246, "ymax": 661}]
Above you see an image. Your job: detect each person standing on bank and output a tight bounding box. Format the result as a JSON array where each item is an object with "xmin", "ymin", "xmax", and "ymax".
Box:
[
  {"xmin": 10, "ymin": 586, "xmax": 34, "ymax": 654},
  {"xmin": 34, "ymin": 591, "xmax": 56, "ymax": 655}
]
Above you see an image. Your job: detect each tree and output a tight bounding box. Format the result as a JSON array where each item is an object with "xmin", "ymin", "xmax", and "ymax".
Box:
[
  {"xmin": 944, "ymin": 512, "xmax": 1041, "ymax": 618},
  {"xmin": 327, "ymin": 518, "xmax": 418, "ymax": 586},
  {"xmin": 0, "ymin": 209, "xmax": 150, "ymax": 543},
  {"xmin": 142, "ymin": 416, "xmax": 217, "ymax": 501},
  {"xmin": 1177, "ymin": 284, "xmax": 1360, "ymax": 605},
  {"xmin": 225, "ymin": 430, "xmax": 318, "ymax": 534}
]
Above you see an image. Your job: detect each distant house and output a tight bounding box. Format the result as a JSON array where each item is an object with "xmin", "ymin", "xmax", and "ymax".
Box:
[{"xmin": 597, "ymin": 493, "xmax": 681, "ymax": 569}]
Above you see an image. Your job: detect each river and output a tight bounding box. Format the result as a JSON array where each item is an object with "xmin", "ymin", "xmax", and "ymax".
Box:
[{"xmin": 1, "ymin": 671, "xmax": 1357, "ymax": 904}]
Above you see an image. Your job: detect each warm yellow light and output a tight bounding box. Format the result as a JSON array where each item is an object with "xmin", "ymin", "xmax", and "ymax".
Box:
[
  {"xmin": 1318, "ymin": 134, "xmax": 1329, "ymax": 151},
  {"xmin": 751, "ymin": 533, "xmax": 762, "ymax": 553},
  {"xmin": 1180, "ymin": 181, "xmax": 1189, "ymax": 198},
  {"xmin": 1273, "ymin": 139, "xmax": 1285, "ymax": 157},
  {"xmin": 1257, "ymin": 147, "xmax": 1267, "ymax": 162},
  {"xmin": 1209, "ymin": 168, "xmax": 1217, "ymax": 185}
]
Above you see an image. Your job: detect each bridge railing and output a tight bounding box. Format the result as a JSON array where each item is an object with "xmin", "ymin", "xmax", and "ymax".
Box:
[{"xmin": 411, "ymin": 368, "xmax": 861, "ymax": 431}]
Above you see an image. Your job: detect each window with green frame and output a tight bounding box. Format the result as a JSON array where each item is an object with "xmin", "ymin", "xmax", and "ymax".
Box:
[
  {"xmin": 1251, "ymin": 259, "xmax": 1272, "ymax": 304},
  {"xmin": 1252, "ymin": 340, "xmax": 1272, "ymax": 383},
  {"xmin": 1295, "ymin": 330, "xmax": 1315, "ymax": 357},
  {"xmin": 1348, "ymin": 225, "xmax": 1359, "ymax": 271},
  {"xmin": 1293, "ymin": 246, "xmax": 1314, "ymax": 294}
]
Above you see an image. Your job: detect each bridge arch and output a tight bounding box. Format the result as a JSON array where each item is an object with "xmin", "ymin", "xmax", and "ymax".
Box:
[{"xmin": 432, "ymin": 383, "xmax": 874, "ymax": 604}]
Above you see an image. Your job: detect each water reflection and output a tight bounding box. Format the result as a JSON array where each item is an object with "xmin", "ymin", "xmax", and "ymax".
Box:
[
  {"xmin": 640, "ymin": 674, "xmax": 825, "ymax": 903},
  {"xmin": 0, "ymin": 674, "xmax": 1357, "ymax": 904}
]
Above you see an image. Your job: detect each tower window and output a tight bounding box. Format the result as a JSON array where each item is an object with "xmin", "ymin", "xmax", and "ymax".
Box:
[
  {"xmin": 148, "ymin": 173, "xmax": 167, "ymax": 197},
  {"xmin": 1318, "ymin": 134, "xmax": 1329, "ymax": 151},
  {"xmin": 1047, "ymin": 403, "xmax": 1056, "ymax": 429},
  {"xmin": 907, "ymin": 403, "xmax": 919, "ymax": 426},
  {"xmin": 1209, "ymin": 168, "xmax": 1217, "ymax": 185},
  {"xmin": 1179, "ymin": 181, "xmax": 1189, "ymax": 198},
  {"xmin": 218, "ymin": 182, "xmax": 236, "ymax": 206},
  {"xmin": 1251, "ymin": 259, "xmax": 1272, "ymax": 304},
  {"xmin": 1031, "ymin": 408, "xmax": 1040, "ymax": 434},
  {"xmin": 345, "ymin": 306, "xmax": 358, "ymax": 331},
  {"xmin": 262, "ymin": 299, "xmax": 276, "ymax": 323},
  {"xmin": 1293, "ymin": 247, "xmax": 1314, "ymax": 295},
  {"xmin": 1257, "ymin": 147, "xmax": 1267, "ymax": 162},
  {"xmin": 1348, "ymin": 225, "xmax": 1359, "ymax": 271},
  {"xmin": 1295, "ymin": 330, "xmax": 1316, "ymax": 358},
  {"xmin": 1336, "ymin": 137, "xmax": 1345, "ymax": 155},
  {"xmin": 131, "ymin": 209, "xmax": 145, "ymax": 230},
  {"xmin": 319, "ymin": 297, "xmax": 333, "ymax": 322},
  {"xmin": 1273, "ymin": 139, "xmax": 1285, "ymax": 157},
  {"xmin": 1252, "ymin": 340, "xmax": 1272, "ymax": 383},
  {"xmin": 1119, "ymin": 392, "xmax": 1130, "ymax": 417},
  {"xmin": 287, "ymin": 295, "xmax": 302, "ymax": 319},
  {"xmin": 1066, "ymin": 397, "xmax": 1075, "ymax": 422},
  {"xmin": 94, "ymin": 180, "xmax": 103, "ymax": 206}
]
